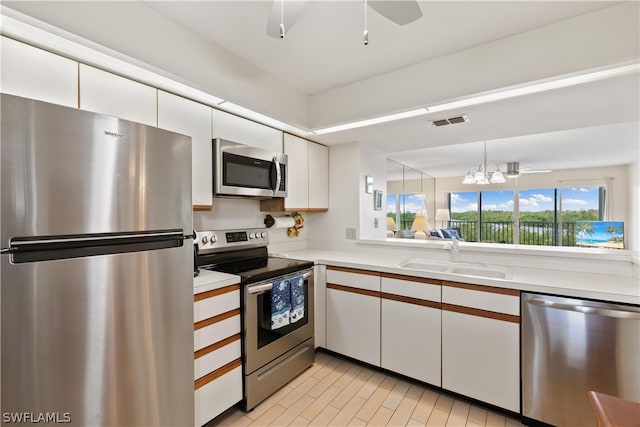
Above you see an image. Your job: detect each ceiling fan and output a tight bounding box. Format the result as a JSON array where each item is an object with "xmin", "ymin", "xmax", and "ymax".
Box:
[
  {"xmin": 506, "ymin": 162, "xmax": 552, "ymax": 177},
  {"xmin": 266, "ymin": 0, "xmax": 423, "ymax": 40}
]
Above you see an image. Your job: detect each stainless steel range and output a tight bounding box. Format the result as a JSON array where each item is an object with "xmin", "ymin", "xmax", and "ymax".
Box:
[{"xmin": 195, "ymin": 228, "xmax": 315, "ymax": 411}]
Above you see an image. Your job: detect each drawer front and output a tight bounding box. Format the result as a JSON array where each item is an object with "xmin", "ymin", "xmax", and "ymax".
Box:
[
  {"xmin": 381, "ymin": 275, "xmax": 440, "ymax": 302},
  {"xmin": 194, "ymin": 337, "xmax": 241, "ymax": 380},
  {"xmin": 442, "ymin": 284, "xmax": 519, "ymax": 316},
  {"xmin": 194, "ymin": 314, "xmax": 240, "ymax": 352},
  {"xmin": 326, "ymin": 267, "xmax": 380, "ymax": 292},
  {"xmin": 194, "ymin": 289, "xmax": 239, "ymax": 323},
  {"xmin": 194, "ymin": 364, "xmax": 242, "ymax": 426}
]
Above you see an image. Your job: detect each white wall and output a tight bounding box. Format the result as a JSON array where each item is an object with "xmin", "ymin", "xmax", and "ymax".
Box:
[
  {"xmin": 359, "ymin": 145, "xmax": 388, "ymax": 241},
  {"xmin": 307, "ymin": 143, "xmax": 360, "ymax": 250},
  {"xmin": 628, "ymin": 160, "xmax": 640, "ymax": 255}
]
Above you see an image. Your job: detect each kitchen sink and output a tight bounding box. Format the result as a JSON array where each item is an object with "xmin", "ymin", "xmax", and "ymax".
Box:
[
  {"xmin": 394, "ymin": 259, "xmax": 453, "ymax": 272},
  {"xmin": 448, "ymin": 265, "xmax": 511, "ymax": 279},
  {"xmin": 395, "ymin": 258, "xmax": 512, "ymax": 279}
]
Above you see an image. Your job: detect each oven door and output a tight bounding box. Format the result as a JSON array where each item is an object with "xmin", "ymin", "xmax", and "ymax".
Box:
[
  {"xmin": 244, "ymin": 268, "xmax": 314, "ymax": 374},
  {"xmin": 214, "ymin": 138, "xmax": 287, "ymax": 198}
]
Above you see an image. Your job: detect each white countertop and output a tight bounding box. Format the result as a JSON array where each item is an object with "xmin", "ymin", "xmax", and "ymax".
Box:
[
  {"xmin": 276, "ymin": 249, "xmax": 640, "ymax": 305},
  {"xmin": 193, "ymin": 269, "xmax": 240, "ymax": 294}
]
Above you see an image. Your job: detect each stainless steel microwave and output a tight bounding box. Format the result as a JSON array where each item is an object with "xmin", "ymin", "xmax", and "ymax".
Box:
[{"xmin": 213, "ymin": 138, "xmax": 287, "ymax": 198}]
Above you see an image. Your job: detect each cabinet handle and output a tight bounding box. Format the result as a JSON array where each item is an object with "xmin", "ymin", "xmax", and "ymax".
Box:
[{"xmin": 526, "ymin": 297, "xmax": 640, "ymax": 320}]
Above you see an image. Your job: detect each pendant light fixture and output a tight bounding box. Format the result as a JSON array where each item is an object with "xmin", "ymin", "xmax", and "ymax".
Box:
[{"xmin": 462, "ymin": 141, "xmax": 506, "ymax": 185}]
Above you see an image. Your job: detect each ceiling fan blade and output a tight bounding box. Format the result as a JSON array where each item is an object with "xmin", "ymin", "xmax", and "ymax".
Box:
[
  {"xmin": 368, "ymin": 0, "xmax": 423, "ymax": 25},
  {"xmin": 266, "ymin": 0, "xmax": 309, "ymax": 38}
]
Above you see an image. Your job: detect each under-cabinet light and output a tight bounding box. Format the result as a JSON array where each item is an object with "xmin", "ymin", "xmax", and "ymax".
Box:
[{"xmin": 311, "ymin": 108, "xmax": 429, "ymax": 135}]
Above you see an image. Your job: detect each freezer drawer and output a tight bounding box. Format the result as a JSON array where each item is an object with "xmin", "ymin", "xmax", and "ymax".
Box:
[{"xmin": 522, "ymin": 293, "xmax": 640, "ymax": 427}]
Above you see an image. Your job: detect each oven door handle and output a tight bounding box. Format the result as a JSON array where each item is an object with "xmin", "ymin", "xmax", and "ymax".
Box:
[
  {"xmin": 302, "ymin": 271, "xmax": 313, "ymax": 279},
  {"xmin": 247, "ymin": 283, "xmax": 273, "ymax": 295}
]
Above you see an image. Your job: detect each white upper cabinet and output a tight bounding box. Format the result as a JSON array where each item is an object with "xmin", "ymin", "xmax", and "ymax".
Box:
[
  {"xmin": 79, "ymin": 64, "xmax": 156, "ymax": 127},
  {"xmin": 283, "ymin": 134, "xmax": 309, "ymax": 211},
  {"xmin": 261, "ymin": 134, "xmax": 329, "ymax": 212},
  {"xmin": 157, "ymin": 91, "xmax": 213, "ymax": 208},
  {"xmin": 211, "ymin": 109, "xmax": 282, "ymax": 152},
  {"xmin": 308, "ymin": 141, "xmax": 329, "ymax": 210},
  {"xmin": 1, "ymin": 37, "xmax": 78, "ymax": 108}
]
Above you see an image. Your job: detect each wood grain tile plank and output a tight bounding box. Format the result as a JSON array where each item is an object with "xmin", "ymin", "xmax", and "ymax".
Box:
[
  {"xmin": 382, "ymin": 381, "xmax": 411, "ymax": 411},
  {"xmin": 245, "ymin": 385, "xmax": 294, "ymax": 421},
  {"xmin": 357, "ymin": 371, "xmax": 386, "ymax": 399},
  {"xmin": 348, "ymin": 417, "xmax": 369, "ymax": 426},
  {"xmin": 426, "ymin": 395, "xmax": 454, "ymax": 427},
  {"xmin": 307, "ymin": 366, "xmax": 345, "ymax": 398},
  {"xmin": 411, "ymin": 388, "xmax": 439, "ymax": 423},
  {"xmin": 406, "ymin": 384, "xmax": 425, "ymax": 400},
  {"xmin": 278, "ymin": 376, "xmax": 320, "ymax": 408},
  {"xmin": 289, "ymin": 415, "xmax": 310, "ymax": 426},
  {"xmin": 355, "ymin": 386, "xmax": 392, "ymax": 422},
  {"xmin": 378, "ymin": 376, "xmax": 398, "ymax": 391},
  {"xmin": 485, "ymin": 410, "xmax": 506, "ymax": 427},
  {"xmin": 301, "ymin": 385, "xmax": 342, "ymax": 421},
  {"xmin": 367, "ymin": 406, "xmax": 394, "ymax": 426},
  {"xmin": 387, "ymin": 395, "xmax": 419, "ymax": 426},
  {"xmin": 248, "ymin": 403, "xmax": 286, "ymax": 426},
  {"xmin": 329, "ymin": 395, "xmax": 367, "ymax": 426},
  {"xmin": 271, "ymin": 395, "xmax": 316, "ymax": 426},
  {"xmin": 407, "ymin": 419, "xmax": 427, "ymax": 427},
  {"xmin": 466, "ymin": 405, "xmax": 488, "ymax": 427},
  {"xmin": 308, "ymin": 405, "xmax": 340, "ymax": 427},
  {"xmin": 446, "ymin": 399, "xmax": 471, "ymax": 426},
  {"xmin": 330, "ymin": 370, "xmax": 371, "ymax": 409}
]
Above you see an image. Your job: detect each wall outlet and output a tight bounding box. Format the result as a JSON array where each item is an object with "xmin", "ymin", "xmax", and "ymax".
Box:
[{"xmin": 345, "ymin": 227, "xmax": 356, "ymax": 240}]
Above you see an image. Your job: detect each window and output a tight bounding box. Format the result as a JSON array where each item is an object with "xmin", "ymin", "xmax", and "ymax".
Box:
[{"xmin": 448, "ymin": 185, "xmax": 610, "ymax": 248}]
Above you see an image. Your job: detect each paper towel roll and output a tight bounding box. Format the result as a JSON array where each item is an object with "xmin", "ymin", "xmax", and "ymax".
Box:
[{"xmin": 270, "ymin": 216, "xmax": 296, "ymax": 229}]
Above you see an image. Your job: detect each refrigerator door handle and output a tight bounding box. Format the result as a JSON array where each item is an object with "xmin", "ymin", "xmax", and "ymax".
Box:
[{"xmin": 11, "ymin": 231, "xmax": 184, "ymax": 247}]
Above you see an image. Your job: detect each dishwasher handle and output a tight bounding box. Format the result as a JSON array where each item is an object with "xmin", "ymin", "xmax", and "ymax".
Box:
[{"xmin": 526, "ymin": 297, "xmax": 640, "ymax": 320}]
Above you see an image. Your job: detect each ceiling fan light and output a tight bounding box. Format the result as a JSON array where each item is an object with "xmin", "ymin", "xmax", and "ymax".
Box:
[{"xmin": 474, "ymin": 170, "xmax": 485, "ymax": 181}]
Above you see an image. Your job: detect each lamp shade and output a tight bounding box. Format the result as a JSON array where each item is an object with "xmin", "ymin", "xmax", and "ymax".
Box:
[
  {"xmin": 386, "ymin": 216, "xmax": 397, "ymax": 231},
  {"xmin": 435, "ymin": 209, "xmax": 450, "ymax": 221},
  {"xmin": 411, "ymin": 212, "xmax": 431, "ymax": 232}
]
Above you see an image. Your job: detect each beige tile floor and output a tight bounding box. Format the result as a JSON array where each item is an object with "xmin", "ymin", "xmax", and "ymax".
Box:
[{"xmin": 209, "ymin": 352, "xmax": 526, "ymax": 427}]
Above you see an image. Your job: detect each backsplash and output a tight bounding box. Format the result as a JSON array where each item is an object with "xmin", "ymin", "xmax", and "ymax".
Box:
[{"xmin": 192, "ymin": 198, "xmax": 311, "ymax": 254}]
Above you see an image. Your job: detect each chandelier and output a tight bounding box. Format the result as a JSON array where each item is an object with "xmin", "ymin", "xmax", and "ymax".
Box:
[{"xmin": 462, "ymin": 141, "xmax": 506, "ymax": 185}]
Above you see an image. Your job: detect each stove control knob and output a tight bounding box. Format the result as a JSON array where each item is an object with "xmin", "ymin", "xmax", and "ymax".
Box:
[
  {"xmin": 248, "ymin": 233, "xmax": 255, "ymax": 239},
  {"xmin": 210, "ymin": 234, "xmax": 217, "ymax": 244},
  {"xmin": 260, "ymin": 232, "xmax": 267, "ymax": 238},
  {"xmin": 201, "ymin": 236, "xmax": 208, "ymax": 245}
]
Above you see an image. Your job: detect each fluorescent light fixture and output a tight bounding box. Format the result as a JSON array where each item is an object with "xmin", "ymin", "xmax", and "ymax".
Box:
[
  {"xmin": 217, "ymin": 101, "xmax": 312, "ymax": 136},
  {"xmin": 312, "ymin": 108, "xmax": 429, "ymax": 135},
  {"xmin": 428, "ymin": 62, "xmax": 640, "ymax": 114}
]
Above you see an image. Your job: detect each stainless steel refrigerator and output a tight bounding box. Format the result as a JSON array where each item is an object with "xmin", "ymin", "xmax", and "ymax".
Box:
[{"xmin": 1, "ymin": 94, "xmax": 194, "ymax": 426}]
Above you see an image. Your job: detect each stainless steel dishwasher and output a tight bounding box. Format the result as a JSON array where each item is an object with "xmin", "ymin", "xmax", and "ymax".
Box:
[{"xmin": 522, "ymin": 293, "xmax": 640, "ymax": 427}]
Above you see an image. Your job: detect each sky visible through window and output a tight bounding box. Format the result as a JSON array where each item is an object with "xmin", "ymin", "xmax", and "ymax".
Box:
[{"xmin": 451, "ymin": 187, "xmax": 599, "ymax": 213}]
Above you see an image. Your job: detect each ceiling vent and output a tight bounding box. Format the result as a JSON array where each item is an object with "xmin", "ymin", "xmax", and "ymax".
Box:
[{"xmin": 432, "ymin": 114, "xmax": 469, "ymax": 127}]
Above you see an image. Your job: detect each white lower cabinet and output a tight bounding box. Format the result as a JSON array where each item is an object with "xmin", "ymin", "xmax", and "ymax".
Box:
[
  {"xmin": 381, "ymin": 274, "xmax": 442, "ymax": 386},
  {"xmin": 194, "ymin": 284, "xmax": 242, "ymax": 426},
  {"xmin": 441, "ymin": 282, "xmax": 520, "ymax": 412},
  {"xmin": 326, "ymin": 267, "xmax": 381, "ymax": 366}
]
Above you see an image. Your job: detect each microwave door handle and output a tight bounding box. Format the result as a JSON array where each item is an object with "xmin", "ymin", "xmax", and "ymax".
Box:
[{"xmin": 272, "ymin": 157, "xmax": 282, "ymax": 195}]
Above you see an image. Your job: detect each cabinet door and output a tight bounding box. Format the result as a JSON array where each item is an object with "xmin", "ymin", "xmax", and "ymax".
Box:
[
  {"xmin": 1, "ymin": 37, "xmax": 78, "ymax": 108},
  {"xmin": 326, "ymin": 287, "xmax": 380, "ymax": 366},
  {"xmin": 283, "ymin": 133, "xmax": 309, "ymax": 211},
  {"xmin": 308, "ymin": 142, "xmax": 329, "ymax": 210},
  {"xmin": 79, "ymin": 64, "xmax": 156, "ymax": 126},
  {"xmin": 442, "ymin": 311, "xmax": 520, "ymax": 412},
  {"xmin": 211, "ymin": 109, "xmax": 282, "ymax": 152},
  {"xmin": 158, "ymin": 91, "xmax": 213, "ymax": 208},
  {"xmin": 382, "ymin": 299, "xmax": 441, "ymax": 385}
]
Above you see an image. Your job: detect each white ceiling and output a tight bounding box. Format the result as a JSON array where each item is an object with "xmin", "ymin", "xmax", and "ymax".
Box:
[
  {"xmin": 144, "ymin": 0, "xmax": 640, "ymax": 177},
  {"xmin": 5, "ymin": 1, "xmax": 639, "ymax": 178}
]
